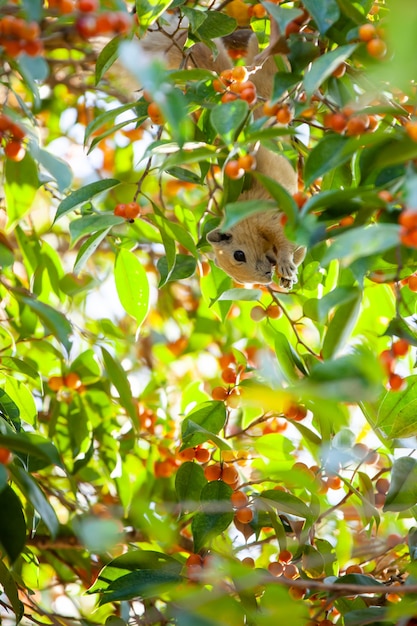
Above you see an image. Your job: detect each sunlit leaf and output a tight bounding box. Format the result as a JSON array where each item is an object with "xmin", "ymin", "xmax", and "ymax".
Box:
[
  {"xmin": 192, "ymin": 481, "xmax": 234, "ymax": 553},
  {"xmin": 115, "ymin": 248, "xmax": 150, "ymax": 328}
]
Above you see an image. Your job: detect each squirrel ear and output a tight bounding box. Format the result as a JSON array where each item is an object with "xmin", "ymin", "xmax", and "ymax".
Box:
[{"xmin": 207, "ymin": 229, "xmax": 232, "ymax": 244}]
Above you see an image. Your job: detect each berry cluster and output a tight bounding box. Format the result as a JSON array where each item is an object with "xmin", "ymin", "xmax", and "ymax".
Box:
[
  {"xmin": 0, "ymin": 15, "xmax": 43, "ymax": 58},
  {"xmin": 224, "ymin": 153, "xmax": 256, "ymax": 180},
  {"xmin": 0, "ymin": 114, "xmax": 26, "ymax": 162},
  {"xmin": 263, "ymin": 101, "xmax": 293, "ymax": 124},
  {"xmin": 113, "ymin": 201, "xmax": 141, "ymax": 220},
  {"xmin": 213, "ymin": 67, "xmax": 257, "ymax": 106},
  {"xmin": 323, "ymin": 108, "xmax": 378, "ymax": 136},
  {"xmin": 358, "ymin": 22, "xmax": 387, "ymax": 59},
  {"xmin": 76, "ymin": 10, "xmax": 132, "ymax": 38}
]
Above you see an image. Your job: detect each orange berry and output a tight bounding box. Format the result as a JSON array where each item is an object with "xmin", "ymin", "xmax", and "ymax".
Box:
[
  {"xmin": 392, "ymin": 339, "xmax": 409, "ymax": 357},
  {"xmin": 59, "ymin": 0, "xmax": 76, "ymax": 12},
  {"xmin": 339, "ymin": 215, "xmax": 355, "ymax": 227},
  {"xmin": 388, "ymin": 372, "xmax": 405, "ymax": 391},
  {"xmin": 263, "ymin": 100, "xmax": 279, "ymax": 116},
  {"xmin": 325, "ymin": 112, "xmax": 348, "ymax": 133},
  {"xmin": 65, "ymin": 372, "xmax": 82, "ymax": 390},
  {"xmin": 375, "ymin": 477, "xmax": 390, "ymax": 494},
  {"xmin": 283, "ymin": 563, "xmax": 299, "ymax": 579},
  {"xmin": 221, "ymin": 463, "xmax": 239, "ymax": 485},
  {"xmin": 221, "ymin": 366, "xmax": 237, "ymax": 384},
  {"xmin": 124, "ymin": 201, "xmax": 141, "ymax": 220},
  {"xmin": 279, "ymin": 549, "xmax": 293, "ymax": 564},
  {"xmin": 241, "ymin": 557, "xmax": 255, "ymax": 567},
  {"xmin": 147, "ymin": 102, "xmax": 164, "ymax": 125},
  {"xmin": 76, "ymin": 15, "xmax": 98, "ymax": 37},
  {"xmin": 285, "ymin": 20, "xmax": 301, "ymax": 36},
  {"xmin": 293, "ymin": 191, "xmax": 308, "ymax": 208},
  {"xmin": 239, "ymin": 87, "xmax": 257, "ymax": 105},
  {"xmin": 194, "ymin": 447, "xmax": 210, "ymax": 463},
  {"xmin": 4, "ymin": 140, "xmax": 25, "ymax": 161},
  {"xmin": 213, "ymin": 78, "xmax": 226, "ymax": 93},
  {"xmin": 266, "ymin": 304, "xmax": 281, "ymax": 319},
  {"xmin": 288, "ymin": 585, "xmax": 306, "ymax": 600},
  {"xmin": 252, "ymin": 3, "xmax": 267, "ymax": 18},
  {"xmin": 276, "ymin": 105, "xmax": 292, "ymax": 124},
  {"xmin": 178, "ymin": 447, "xmax": 196, "ymax": 461},
  {"xmin": 408, "ymin": 274, "xmax": 417, "ymax": 291},
  {"xmin": 377, "ymin": 190, "xmax": 394, "ymax": 203},
  {"xmin": 221, "ymin": 91, "xmax": 239, "ymax": 104},
  {"xmin": 212, "ymin": 386, "xmax": 228, "ymax": 401},
  {"xmin": 154, "ymin": 459, "xmax": 175, "ymax": 478},
  {"xmin": 186, "ymin": 553, "xmax": 203, "ymax": 566},
  {"xmin": 23, "ymin": 40, "xmax": 44, "ymax": 57},
  {"xmin": 327, "ymin": 475, "xmax": 342, "ymax": 490},
  {"xmin": 346, "ymin": 564, "xmax": 363, "ymax": 574},
  {"xmin": 78, "ymin": 0, "xmax": 99, "ymax": 11},
  {"xmin": 235, "ymin": 506, "xmax": 253, "ymax": 524},
  {"xmin": 220, "ymin": 69, "xmax": 234, "ymax": 84},
  {"xmin": 204, "ymin": 463, "xmax": 222, "ymax": 481},
  {"xmin": 358, "ymin": 23, "xmax": 377, "ymax": 42},
  {"xmin": 231, "ymin": 66, "xmax": 249, "ymax": 82},
  {"xmin": 0, "ymin": 447, "xmax": 12, "ymax": 465},
  {"xmin": 250, "ymin": 305, "xmax": 266, "ymax": 321},
  {"xmin": 231, "ymin": 490, "xmax": 249, "ymax": 509},
  {"xmin": 268, "ymin": 561, "xmax": 284, "ymax": 576},
  {"xmin": 224, "ymin": 160, "xmax": 244, "ymax": 179},
  {"xmin": 237, "ymin": 154, "xmax": 256, "ymax": 171},
  {"xmin": 225, "ymin": 388, "xmax": 241, "ymax": 409},
  {"xmin": 405, "ymin": 121, "xmax": 417, "ymax": 142},
  {"xmin": 114, "ymin": 203, "xmax": 126, "ymax": 217},
  {"xmin": 345, "ymin": 116, "xmax": 368, "ymax": 136},
  {"xmin": 332, "ymin": 63, "xmax": 346, "ymax": 78},
  {"xmin": 380, "ymin": 349, "xmax": 394, "ymax": 374},
  {"xmin": 367, "ymin": 38, "xmax": 387, "ymax": 58},
  {"xmin": 48, "ymin": 375, "xmax": 64, "ymax": 391}
]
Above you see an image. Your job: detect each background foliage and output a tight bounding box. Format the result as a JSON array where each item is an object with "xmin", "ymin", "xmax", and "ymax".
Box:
[{"xmin": 2, "ymin": 0, "xmax": 417, "ymax": 624}]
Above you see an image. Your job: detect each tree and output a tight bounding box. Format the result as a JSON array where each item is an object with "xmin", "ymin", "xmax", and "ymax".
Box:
[{"xmin": 1, "ymin": 0, "xmax": 417, "ymax": 624}]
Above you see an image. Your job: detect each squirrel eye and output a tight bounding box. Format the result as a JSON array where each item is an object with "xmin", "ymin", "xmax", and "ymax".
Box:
[{"xmin": 233, "ymin": 250, "xmax": 246, "ymax": 263}]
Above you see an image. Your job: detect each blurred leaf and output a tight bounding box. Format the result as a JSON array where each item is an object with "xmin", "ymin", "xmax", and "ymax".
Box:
[
  {"xmin": 264, "ymin": 3, "xmax": 304, "ymax": 34},
  {"xmin": 55, "ymin": 179, "xmax": 120, "ymax": 222},
  {"xmin": 222, "ymin": 200, "xmax": 276, "ymax": 231},
  {"xmin": 4, "ymin": 152, "xmax": 39, "ymax": 231},
  {"xmin": 10, "ymin": 466, "xmax": 59, "ymax": 538},
  {"xmin": 274, "ymin": 331, "xmax": 301, "ymax": 383},
  {"xmin": 175, "ymin": 462, "xmax": 207, "ymax": 508},
  {"xmin": 384, "ymin": 457, "xmax": 417, "ymax": 512},
  {"xmin": 0, "ymin": 486, "xmax": 26, "ymax": 563},
  {"xmin": 194, "ymin": 11, "xmax": 236, "ymax": 39},
  {"xmin": 322, "ymin": 225, "xmax": 400, "ymax": 266},
  {"xmin": 115, "ymin": 248, "xmax": 150, "ymax": 327},
  {"xmin": 322, "ymin": 288, "xmax": 362, "ymax": 359},
  {"xmin": 89, "ymin": 549, "xmax": 182, "ymax": 603},
  {"xmin": 217, "ymin": 288, "xmax": 262, "ymax": 301},
  {"xmin": 0, "ymin": 559, "xmax": 23, "ymax": 623},
  {"xmin": 192, "ymin": 481, "xmax": 234, "ymax": 553},
  {"xmin": 135, "ymin": 0, "xmax": 174, "ymax": 35},
  {"xmin": 377, "ymin": 376, "xmax": 417, "ymax": 439},
  {"xmin": 101, "ymin": 347, "xmax": 138, "ymax": 424},
  {"xmin": 271, "ymin": 72, "xmax": 303, "ymax": 101},
  {"xmin": 343, "ymin": 607, "xmax": 389, "ymax": 626},
  {"xmin": 260, "ymin": 489, "xmax": 313, "ymax": 519},
  {"xmin": 302, "ymin": 544, "xmax": 325, "ymax": 577}
]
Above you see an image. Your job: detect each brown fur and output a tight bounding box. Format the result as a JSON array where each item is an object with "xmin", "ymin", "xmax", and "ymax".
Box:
[{"xmin": 139, "ymin": 17, "xmax": 306, "ymax": 287}]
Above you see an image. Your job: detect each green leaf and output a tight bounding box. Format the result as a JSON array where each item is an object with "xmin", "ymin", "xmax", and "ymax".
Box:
[
  {"xmin": 70, "ymin": 214, "xmax": 124, "ymax": 247},
  {"xmin": 0, "ymin": 389, "xmax": 20, "ymax": 430},
  {"xmin": 0, "ymin": 421, "xmax": 62, "ymax": 467},
  {"xmin": 304, "ymin": 44, "xmax": 358, "ymax": 97},
  {"xmin": 322, "ymin": 288, "xmax": 362, "ymax": 359},
  {"xmin": 384, "ymin": 457, "xmax": 417, "ymax": 512},
  {"xmin": 260, "ymin": 489, "xmax": 313, "ymax": 519},
  {"xmin": 217, "ymin": 288, "xmax": 262, "ymax": 301},
  {"xmin": 343, "ymin": 607, "xmax": 389, "ymax": 626},
  {"xmin": 135, "ymin": 0, "xmax": 174, "ymax": 35},
  {"xmin": 182, "ymin": 402, "xmax": 227, "ymax": 441},
  {"xmin": 54, "ymin": 179, "xmax": 120, "ymax": 222},
  {"xmin": 115, "ymin": 248, "xmax": 150, "ymax": 327},
  {"xmin": 88, "ymin": 550, "xmax": 182, "ymax": 603},
  {"xmin": 304, "ymin": 134, "xmax": 354, "ymax": 186},
  {"xmin": 101, "ymin": 347, "xmax": 138, "ymax": 424},
  {"xmin": 10, "ymin": 466, "xmax": 59, "ymax": 538},
  {"xmin": 222, "ymin": 200, "xmax": 276, "ymax": 231},
  {"xmin": 263, "ymin": 3, "xmax": 304, "ymax": 34},
  {"xmin": 0, "ymin": 559, "xmax": 23, "ymax": 623},
  {"xmin": 158, "ymin": 254, "xmax": 197, "ymax": 286},
  {"xmin": 4, "ymin": 152, "xmax": 39, "ymax": 231},
  {"xmin": 85, "ymin": 103, "xmax": 135, "ymax": 146},
  {"xmin": 322, "ymin": 224, "xmax": 400, "ymax": 266},
  {"xmin": 377, "ymin": 376, "xmax": 417, "ymax": 438},
  {"xmin": 302, "ymin": 544, "xmax": 325, "ymax": 577},
  {"xmin": 211, "ymin": 100, "xmax": 249, "ymax": 145},
  {"xmin": 1, "ymin": 376, "xmax": 36, "ymax": 426},
  {"xmin": 19, "ymin": 295, "xmax": 73, "ymax": 353},
  {"xmin": 301, "ymin": 0, "xmax": 340, "ymax": 33},
  {"xmin": 74, "ymin": 228, "xmax": 112, "ymax": 275},
  {"xmin": 254, "ymin": 172, "xmax": 299, "ymax": 222},
  {"xmin": 0, "ymin": 486, "xmax": 26, "ymax": 562},
  {"xmin": 175, "ymin": 462, "xmax": 207, "ymax": 507},
  {"xmin": 274, "ymin": 332, "xmax": 301, "ymax": 383},
  {"xmin": 271, "ymin": 72, "xmax": 303, "ymax": 101},
  {"xmin": 36, "ymin": 148, "xmax": 72, "ymax": 193},
  {"xmin": 192, "ymin": 481, "xmax": 234, "ymax": 553},
  {"xmin": 195, "ymin": 11, "xmax": 236, "ymax": 39},
  {"xmin": 95, "ymin": 35, "xmax": 122, "ymax": 84}
]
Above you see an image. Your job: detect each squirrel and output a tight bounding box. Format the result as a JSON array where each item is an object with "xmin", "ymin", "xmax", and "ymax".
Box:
[{"xmin": 139, "ymin": 15, "xmax": 306, "ymax": 288}]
